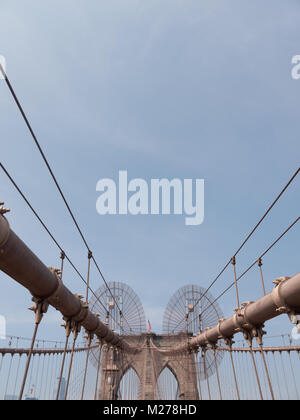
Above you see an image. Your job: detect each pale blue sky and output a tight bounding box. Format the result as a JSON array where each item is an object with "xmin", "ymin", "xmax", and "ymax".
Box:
[{"xmin": 0, "ymin": 0, "xmax": 299, "ymax": 344}]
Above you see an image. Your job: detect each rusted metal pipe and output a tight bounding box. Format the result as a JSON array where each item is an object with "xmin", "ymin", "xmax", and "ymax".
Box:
[
  {"xmin": 0, "ymin": 215, "xmax": 135, "ymax": 353},
  {"xmin": 156, "ymin": 273, "xmax": 300, "ymax": 355}
]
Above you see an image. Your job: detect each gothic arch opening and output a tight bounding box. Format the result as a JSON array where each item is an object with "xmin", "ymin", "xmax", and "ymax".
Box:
[
  {"xmin": 156, "ymin": 366, "xmax": 180, "ymax": 400},
  {"xmin": 118, "ymin": 367, "xmax": 141, "ymax": 400}
]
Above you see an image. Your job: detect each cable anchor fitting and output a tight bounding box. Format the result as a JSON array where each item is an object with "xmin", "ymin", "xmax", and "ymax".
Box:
[
  {"xmin": 61, "ymin": 317, "xmax": 73, "ymax": 338},
  {"xmin": 71, "ymin": 321, "xmax": 81, "ymax": 341},
  {"xmin": 84, "ymin": 330, "xmax": 95, "ymax": 347},
  {"xmin": 251, "ymin": 325, "xmax": 267, "ymax": 346},
  {"xmin": 0, "ymin": 203, "xmax": 10, "ymax": 215},
  {"xmin": 28, "ymin": 297, "xmax": 49, "ymax": 325},
  {"xmin": 224, "ymin": 336, "xmax": 235, "ymax": 350}
]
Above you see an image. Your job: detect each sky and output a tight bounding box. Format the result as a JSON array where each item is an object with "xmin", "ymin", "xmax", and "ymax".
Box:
[{"xmin": 0, "ymin": 0, "xmax": 299, "ymax": 346}]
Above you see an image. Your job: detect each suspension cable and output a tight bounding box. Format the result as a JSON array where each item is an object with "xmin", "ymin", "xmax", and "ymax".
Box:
[
  {"xmin": 0, "ymin": 63, "xmax": 130, "ymax": 329},
  {"xmin": 192, "ymin": 216, "xmax": 300, "ymax": 322},
  {"xmin": 171, "ymin": 167, "xmax": 299, "ymax": 333},
  {"xmin": 0, "ymin": 163, "xmax": 129, "ymax": 333}
]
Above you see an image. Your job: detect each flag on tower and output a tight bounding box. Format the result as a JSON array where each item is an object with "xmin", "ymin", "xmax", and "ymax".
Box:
[{"xmin": 147, "ymin": 320, "xmax": 152, "ymax": 332}]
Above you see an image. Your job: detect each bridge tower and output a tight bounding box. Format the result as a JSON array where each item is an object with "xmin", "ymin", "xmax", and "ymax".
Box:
[
  {"xmin": 92, "ymin": 282, "xmax": 223, "ymax": 400},
  {"xmin": 98, "ymin": 332, "xmax": 199, "ymax": 400}
]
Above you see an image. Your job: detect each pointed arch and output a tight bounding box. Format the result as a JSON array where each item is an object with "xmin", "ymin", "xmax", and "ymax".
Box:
[
  {"xmin": 156, "ymin": 364, "xmax": 181, "ymax": 400},
  {"xmin": 118, "ymin": 364, "xmax": 141, "ymax": 400}
]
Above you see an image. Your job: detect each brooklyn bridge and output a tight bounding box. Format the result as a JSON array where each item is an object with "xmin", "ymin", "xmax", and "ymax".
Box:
[
  {"xmin": 0, "ymin": 187, "xmax": 299, "ymax": 400},
  {"xmin": 0, "ymin": 53, "xmax": 300, "ymax": 401}
]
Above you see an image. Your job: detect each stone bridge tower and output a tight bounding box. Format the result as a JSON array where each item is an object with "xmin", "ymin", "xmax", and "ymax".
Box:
[
  {"xmin": 91, "ymin": 282, "xmax": 223, "ymax": 400},
  {"xmin": 98, "ymin": 332, "xmax": 199, "ymax": 400}
]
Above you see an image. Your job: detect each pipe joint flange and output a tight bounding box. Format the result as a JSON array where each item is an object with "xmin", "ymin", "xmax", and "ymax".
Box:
[
  {"xmin": 217, "ymin": 318, "xmax": 235, "ymax": 348},
  {"xmin": 271, "ymin": 276, "xmax": 291, "ymax": 314},
  {"xmin": 204, "ymin": 327, "xmax": 218, "ymax": 347},
  {"xmin": 241, "ymin": 301, "xmax": 256, "ymax": 330},
  {"xmin": 47, "ymin": 268, "xmax": 64, "ymax": 305},
  {"xmin": 216, "ymin": 318, "xmax": 226, "ymax": 340},
  {"xmin": 233, "ymin": 308, "xmax": 245, "ymax": 333},
  {"xmin": 203, "ymin": 327, "xmax": 210, "ymax": 345},
  {"xmin": 72, "ymin": 294, "xmax": 89, "ymax": 324},
  {"xmin": 86, "ymin": 313, "xmax": 101, "ymax": 336}
]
